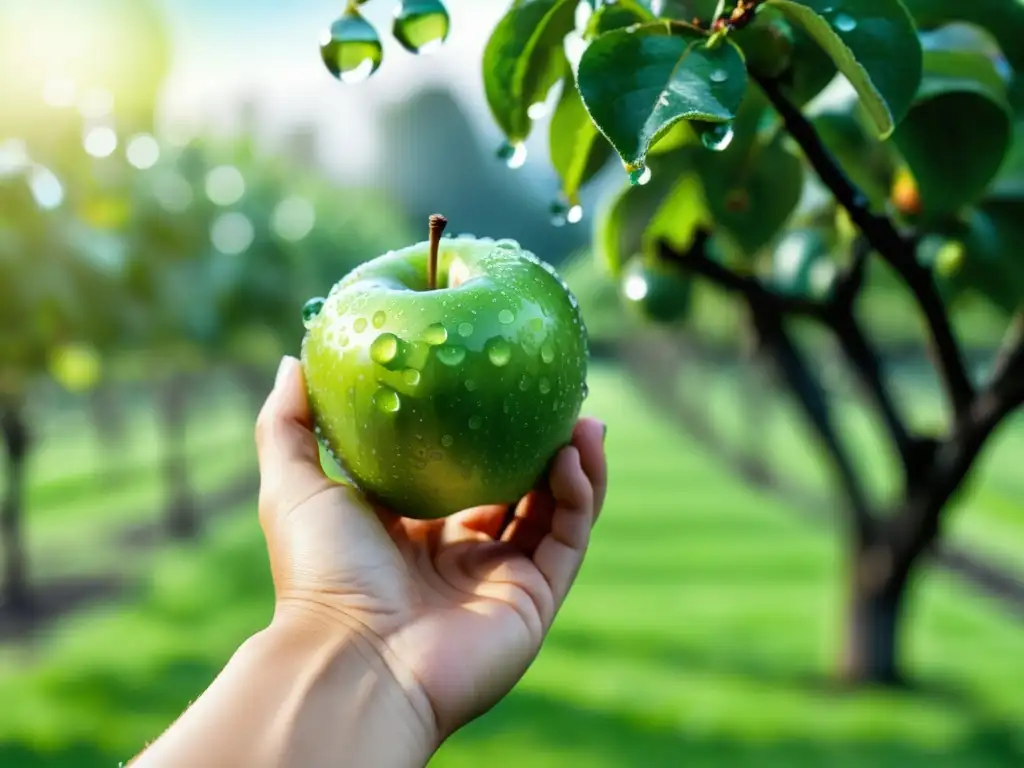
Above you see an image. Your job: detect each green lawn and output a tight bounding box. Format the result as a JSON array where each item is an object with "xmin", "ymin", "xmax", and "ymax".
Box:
[{"xmin": 0, "ymin": 365, "xmax": 1022, "ymax": 767}]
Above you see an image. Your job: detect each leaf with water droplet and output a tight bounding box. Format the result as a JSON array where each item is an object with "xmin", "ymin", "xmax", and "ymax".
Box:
[
  {"xmin": 393, "ymin": 0, "xmax": 451, "ymax": 55},
  {"xmin": 577, "ymin": 21, "xmax": 747, "ymax": 170},
  {"xmin": 763, "ymin": 0, "xmax": 922, "ymax": 139},
  {"xmin": 482, "ymin": 0, "xmax": 579, "ymax": 143},
  {"xmin": 320, "ymin": 9, "xmax": 384, "ymax": 84}
]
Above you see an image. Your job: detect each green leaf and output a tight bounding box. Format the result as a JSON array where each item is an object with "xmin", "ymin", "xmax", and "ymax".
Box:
[
  {"xmin": 812, "ymin": 107, "xmax": 895, "ymax": 210},
  {"xmin": 549, "ymin": 75, "xmax": 614, "ymax": 203},
  {"xmin": 901, "ymin": 0, "xmax": 1024, "ymax": 71},
  {"xmin": 643, "ymin": 171, "xmax": 711, "ymax": 254},
  {"xmin": 583, "ymin": 0, "xmax": 654, "ymax": 39},
  {"xmin": 482, "ymin": 0, "xmax": 578, "ymax": 143},
  {"xmin": 576, "ymin": 21, "xmax": 748, "ymax": 170},
  {"xmin": 765, "ymin": 0, "xmax": 923, "ymax": 138},
  {"xmin": 594, "ymin": 150, "xmax": 697, "ymax": 274},
  {"xmin": 694, "ymin": 94, "xmax": 804, "ymax": 255},
  {"xmin": 949, "ymin": 203, "xmax": 1024, "ymax": 313},
  {"xmin": 891, "ymin": 49, "xmax": 1012, "ymax": 216}
]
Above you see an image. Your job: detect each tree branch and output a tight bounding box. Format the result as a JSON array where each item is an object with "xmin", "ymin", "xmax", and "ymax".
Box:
[{"xmin": 753, "ymin": 75, "xmax": 976, "ymax": 420}]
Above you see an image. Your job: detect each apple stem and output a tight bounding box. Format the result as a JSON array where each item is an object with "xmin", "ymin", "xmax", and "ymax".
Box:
[{"xmin": 427, "ymin": 214, "xmax": 448, "ymax": 291}]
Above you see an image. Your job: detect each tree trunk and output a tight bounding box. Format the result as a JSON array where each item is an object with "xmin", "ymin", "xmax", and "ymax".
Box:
[
  {"xmin": 0, "ymin": 398, "xmax": 32, "ymax": 615},
  {"xmin": 842, "ymin": 543, "xmax": 911, "ymax": 686},
  {"xmin": 159, "ymin": 374, "xmax": 199, "ymax": 539}
]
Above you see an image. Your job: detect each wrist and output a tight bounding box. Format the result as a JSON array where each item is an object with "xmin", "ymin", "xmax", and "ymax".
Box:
[{"xmin": 251, "ymin": 608, "xmax": 440, "ymax": 766}]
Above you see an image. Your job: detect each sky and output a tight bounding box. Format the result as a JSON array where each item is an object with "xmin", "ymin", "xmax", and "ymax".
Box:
[{"xmin": 155, "ymin": 0, "xmax": 516, "ymax": 179}]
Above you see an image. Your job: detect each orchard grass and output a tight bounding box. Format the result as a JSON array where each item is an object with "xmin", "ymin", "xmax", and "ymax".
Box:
[{"xmin": 0, "ymin": 364, "xmax": 1021, "ymax": 767}]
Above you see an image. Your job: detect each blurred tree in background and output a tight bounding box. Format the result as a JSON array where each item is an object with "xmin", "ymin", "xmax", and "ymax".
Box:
[{"xmin": 472, "ymin": 0, "xmax": 1024, "ymax": 686}]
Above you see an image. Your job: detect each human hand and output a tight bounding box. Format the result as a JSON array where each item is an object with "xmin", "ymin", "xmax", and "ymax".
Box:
[{"xmin": 255, "ymin": 356, "xmax": 608, "ymax": 748}]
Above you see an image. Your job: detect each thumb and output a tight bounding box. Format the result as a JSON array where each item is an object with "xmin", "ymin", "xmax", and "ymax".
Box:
[{"xmin": 255, "ymin": 356, "xmax": 333, "ymax": 523}]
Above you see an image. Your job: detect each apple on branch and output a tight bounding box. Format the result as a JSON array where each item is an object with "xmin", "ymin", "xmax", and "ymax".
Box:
[{"xmin": 300, "ymin": 215, "xmax": 590, "ymax": 519}]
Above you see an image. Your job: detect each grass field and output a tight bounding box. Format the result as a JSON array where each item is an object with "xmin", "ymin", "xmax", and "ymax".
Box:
[{"xmin": 0, "ymin": 365, "xmax": 1022, "ymax": 767}]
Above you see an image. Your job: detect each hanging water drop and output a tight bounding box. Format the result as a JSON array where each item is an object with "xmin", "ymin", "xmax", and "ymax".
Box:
[
  {"xmin": 392, "ymin": 0, "xmax": 451, "ymax": 55},
  {"xmin": 566, "ymin": 203, "xmax": 584, "ymax": 224},
  {"xmin": 320, "ymin": 9, "xmax": 384, "ymax": 84},
  {"xmin": 527, "ymin": 101, "xmax": 548, "ymax": 120},
  {"xmin": 302, "ymin": 297, "xmax": 326, "ymax": 327},
  {"xmin": 832, "ymin": 13, "xmax": 857, "ymax": 32},
  {"xmin": 550, "ymin": 200, "xmax": 569, "ymax": 227},
  {"xmin": 709, "ymin": 68, "xmax": 729, "ymax": 83},
  {"xmin": 496, "ymin": 141, "xmax": 528, "ymax": 169},
  {"xmin": 541, "ymin": 342, "xmax": 555, "ymax": 364},
  {"xmin": 700, "ymin": 122, "xmax": 734, "ymax": 152},
  {"xmin": 628, "ymin": 164, "xmax": 651, "ymax": 185}
]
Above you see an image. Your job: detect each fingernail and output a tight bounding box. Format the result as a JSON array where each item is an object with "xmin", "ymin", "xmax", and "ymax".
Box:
[{"xmin": 275, "ymin": 356, "xmax": 298, "ymax": 390}]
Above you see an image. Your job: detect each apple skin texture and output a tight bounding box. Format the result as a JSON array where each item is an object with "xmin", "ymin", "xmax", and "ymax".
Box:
[{"xmin": 301, "ymin": 237, "xmax": 589, "ymax": 520}]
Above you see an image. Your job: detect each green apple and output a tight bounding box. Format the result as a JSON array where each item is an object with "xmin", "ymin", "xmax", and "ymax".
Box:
[
  {"xmin": 301, "ymin": 218, "xmax": 589, "ymax": 520},
  {"xmin": 620, "ymin": 256, "xmax": 693, "ymax": 324}
]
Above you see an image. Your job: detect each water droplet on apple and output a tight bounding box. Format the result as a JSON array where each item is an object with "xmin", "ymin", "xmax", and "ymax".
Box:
[
  {"xmin": 392, "ymin": 0, "xmax": 451, "ymax": 55},
  {"xmin": 485, "ymin": 338, "xmax": 512, "ymax": 367},
  {"xmin": 373, "ymin": 387, "xmax": 401, "ymax": 413},
  {"xmin": 539, "ymin": 378, "xmax": 551, "ymax": 394},
  {"xmin": 519, "ymin": 375, "xmax": 531, "ymax": 391},
  {"xmin": 320, "ymin": 8, "xmax": 384, "ymax": 84},
  {"xmin": 582, "ymin": 382, "xmax": 590, "ymax": 399},
  {"xmin": 498, "ymin": 309, "xmax": 515, "ymax": 324},
  {"xmin": 541, "ymin": 343, "xmax": 555, "ymax": 363},
  {"xmin": 469, "ymin": 415, "xmax": 483, "ymax": 430},
  {"xmin": 422, "ymin": 323, "xmax": 448, "ymax": 345},
  {"xmin": 354, "ymin": 317, "xmax": 368, "ymax": 333},
  {"xmin": 457, "ymin": 322, "xmax": 474, "ymax": 337},
  {"xmin": 338, "ymin": 334, "xmax": 350, "ymax": 347},
  {"xmin": 302, "ymin": 297, "xmax": 326, "ymax": 327},
  {"xmin": 403, "ymin": 369, "xmax": 422, "ymax": 386},
  {"xmin": 465, "ymin": 379, "xmax": 478, "ymax": 392},
  {"xmin": 436, "ymin": 345, "xmax": 466, "ymax": 366},
  {"xmin": 441, "ymin": 434, "xmax": 454, "ymax": 447},
  {"xmin": 370, "ymin": 333, "xmax": 399, "ymax": 364},
  {"xmin": 372, "ymin": 310, "xmax": 387, "ymax": 328}
]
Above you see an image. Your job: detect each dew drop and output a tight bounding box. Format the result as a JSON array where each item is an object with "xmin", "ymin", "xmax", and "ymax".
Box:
[
  {"xmin": 338, "ymin": 334, "xmax": 350, "ymax": 347},
  {"xmin": 539, "ymin": 378, "xmax": 552, "ymax": 394},
  {"xmin": 582, "ymin": 382, "xmax": 590, "ymax": 400},
  {"xmin": 441, "ymin": 434, "xmax": 454, "ymax": 447},
  {"xmin": 469, "ymin": 415, "xmax": 483, "ymax": 430},
  {"xmin": 628, "ymin": 165, "xmax": 652, "ymax": 186},
  {"xmin": 541, "ymin": 342, "xmax": 555, "ymax": 363},
  {"xmin": 498, "ymin": 309, "xmax": 515, "ymax": 325},
  {"xmin": 485, "ymin": 337, "xmax": 512, "ymax": 366},
  {"xmin": 403, "ymin": 369, "xmax": 422, "ymax": 386},
  {"xmin": 709, "ymin": 68, "xmax": 729, "ymax": 83},
  {"xmin": 302, "ymin": 297, "xmax": 325, "ymax": 327},
  {"xmin": 566, "ymin": 204, "xmax": 584, "ymax": 224},
  {"xmin": 353, "ymin": 317, "xmax": 368, "ymax": 333},
  {"xmin": 549, "ymin": 200, "xmax": 568, "ymax": 227},
  {"xmin": 457, "ymin": 322, "xmax": 474, "ymax": 338},
  {"xmin": 527, "ymin": 101, "xmax": 548, "ymax": 120},
  {"xmin": 832, "ymin": 13, "xmax": 857, "ymax": 32},
  {"xmin": 465, "ymin": 379, "xmax": 478, "ymax": 392},
  {"xmin": 370, "ymin": 332, "xmax": 399, "ymax": 364},
  {"xmin": 436, "ymin": 345, "xmax": 466, "ymax": 366},
  {"xmin": 503, "ymin": 400, "xmax": 511, "ymax": 414},
  {"xmin": 701, "ymin": 122, "xmax": 734, "ymax": 152},
  {"xmin": 392, "ymin": 0, "xmax": 451, "ymax": 55},
  {"xmin": 373, "ymin": 387, "xmax": 401, "ymax": 413},
  {"xmin": 372, "ymin": 310, "xmax": 387, "ymax": 328},
  {"xmin": 519, "ymin": 375, "xmax": 532, "ymax": 391},
  {"xmin": 496, "ymin": 141, "xmax": 528, "ymax": 169},
  {"xmin": 320, "ymin": 9, "xmax": 384, "ymax": 84},
  {"xmin": 423, "ymin": 323, "xmax": 448, "ymax": 345}
]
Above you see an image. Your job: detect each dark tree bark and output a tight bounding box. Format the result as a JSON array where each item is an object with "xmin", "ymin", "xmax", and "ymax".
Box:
[
  {"xmin": 159, "ymin": 373, "xmax": 199, "ymax": 539},
  {"xmin": 0, "ymin": 397, "xmax": 32, "ymax": 615}
]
